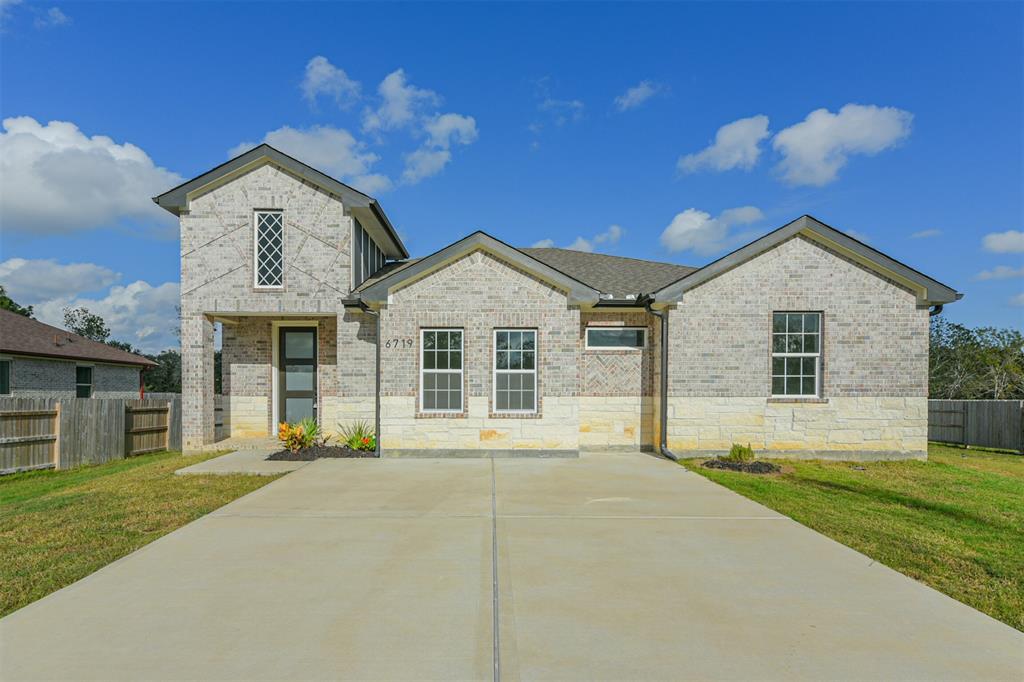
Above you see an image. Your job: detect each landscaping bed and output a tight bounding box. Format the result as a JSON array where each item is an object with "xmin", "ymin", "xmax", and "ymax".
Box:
[
  {"xmin": 266, "ymin": 445, "xmax": 378, "ymax": 461},
  {"xmin": 702, "ymin": 459, "xmax": 780, "ymax": 474}
]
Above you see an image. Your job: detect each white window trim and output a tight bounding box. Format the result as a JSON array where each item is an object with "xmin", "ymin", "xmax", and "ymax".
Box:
[
  {"xmin": 584, "ymin": 326, "xmax": 647, "ymax": 351},
  {"xmin": 253, "ymin": 210, "xmax": 284, "ymax": 289},
  {"xmin": 493, "ymin": 329, "xmax": 538, "ymax": 415},
  {"xmin": 770, "ymin": 312, "xmax": 822, "ymax": 399},
  {"xmin": 0, "ymin": 355, "xmax": 12, "ymax": 396},
  {"xmin": 419, "ymin": 328, "xmax": 464, "ymax": 414}
]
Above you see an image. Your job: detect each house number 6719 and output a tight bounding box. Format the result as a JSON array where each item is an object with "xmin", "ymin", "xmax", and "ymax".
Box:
[{"xmin": 384, "ymin": 338, "xmax": 414, "ymax": 349}]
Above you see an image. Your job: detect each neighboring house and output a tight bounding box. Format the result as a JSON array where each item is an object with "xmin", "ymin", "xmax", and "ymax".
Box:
[
  {"xmin": 157, "ymin": 144, "xmax": 961, "ymax": 459},
  {"xmin": 0, "ymin": 309, "xmax": 156, "ymax": 398}
]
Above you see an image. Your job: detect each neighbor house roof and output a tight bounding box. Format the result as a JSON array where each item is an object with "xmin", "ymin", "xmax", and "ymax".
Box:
[
  {"xmin": 0, "ymin": 309, "xmax": 157, "ymax": 368},
  {"xmin": 153, "ymin": 143, "xmax": 409, "ymax": 259},
  {"xmin": 652, "ymin": 215, "xmax": 962, "ymax": 306}
]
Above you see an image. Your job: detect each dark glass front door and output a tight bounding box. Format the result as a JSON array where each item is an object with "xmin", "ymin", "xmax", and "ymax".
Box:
[{"xmin": 279, "ymin": 327, "xmax": 317, "ymax": 424}]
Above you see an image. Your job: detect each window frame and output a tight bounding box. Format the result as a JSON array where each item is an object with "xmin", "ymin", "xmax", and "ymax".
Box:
[
  {"xmin": 0, "ymin": 357, "xmax": 11, "ymax": 396},
  {"xmin": 584, "ymin": 326, "xmax": 647, "ymax": 351},
  {"xmin": 75, "ymin": 364, "xmax": 94, "ymax": 399},
  {"xmin": 419, "ymin": 328, "xmax": 464, "ymax": 414},
  {"xmin": 493, "ymin": 329, "xmax": 538, "ymax": 415},
  {"xmin": 253, "ymin": 210, "xmax": 285, "ymax": 289},
  {"xmin": 770, "ymin": 312, "xmax": 822, "ymax": 398}
]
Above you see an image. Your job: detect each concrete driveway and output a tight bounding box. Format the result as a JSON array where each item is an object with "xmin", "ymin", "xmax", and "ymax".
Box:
[{"xmin": 1, "ymin": 452, "xmax": 1021, "ymax": 681}]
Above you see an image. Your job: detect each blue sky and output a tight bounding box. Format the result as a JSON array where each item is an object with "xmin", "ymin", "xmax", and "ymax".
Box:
[{"xmin": 1, "ymin": 1, "xmax": 1021, "ymax": 352}]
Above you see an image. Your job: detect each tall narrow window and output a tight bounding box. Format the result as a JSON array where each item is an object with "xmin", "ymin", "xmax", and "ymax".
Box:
[
  {"xmin": 0, "ymin": 359, "xmax": 11, "ymax": 395},
  {"xmin": 255, "ymin": 211, "xmax": 284, "ymax": 288},
  {"xmin": 494, "ymin": 330, "xmax": 537, "ymax": 413},
  {"xmin": 771, "ymin": 312, "xmax": 821, "ymax": 397},
  {"xmin": 421, "ymin": 329, "xmax": 463, "ymax": 412},
  {"xmin": 76, "ymin": 365, "xmax": 93, "ymax": 398}
]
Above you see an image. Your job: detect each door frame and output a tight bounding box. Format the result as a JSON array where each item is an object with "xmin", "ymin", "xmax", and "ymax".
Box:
[{"xmin": 271, "ymin": 320, "xmax": 320, "ymax": 428}]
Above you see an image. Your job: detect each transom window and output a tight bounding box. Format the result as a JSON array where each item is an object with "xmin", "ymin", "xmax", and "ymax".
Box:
[
  {"xmin": 255, "ymin": 211, "xmax": 284, "ymax": 288},
  {"xmin": 421, "ymin": 329, "xmax": 463, "ymax": 412},
  {"xmin": 494, "ymin": 330, "xmax": 537, "ymax": 413},
  {"xmin": 0, "ymin": 359, "xmax": 11, "ymax": 395},
  {"xmin": 585, "ymin": 327, "xmax": 646, "ymax": 350},
  {"xmin": 771, "ymin": 312, "xmax": 821, "ymax": 397},
  {"xmin": 76, "ymin": 365, "xmax": 93, "ymax": 398}
]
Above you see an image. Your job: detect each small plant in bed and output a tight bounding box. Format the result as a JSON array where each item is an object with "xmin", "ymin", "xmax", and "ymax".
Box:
[
  {"xmin": 703, "ymin": 443, "xmax": 780, "ymax": 474},
  {"xmin": 268, "ymin": 418, "xmax": 378, "ymax": 460}
]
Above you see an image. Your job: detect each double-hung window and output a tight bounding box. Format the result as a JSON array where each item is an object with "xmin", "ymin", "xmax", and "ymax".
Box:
[
  {"xmin": 254, "ymin": 210, "xmax": 284, "ymax": 288},
  {"xmin": 771, "ymin": 312, "xmax": 821, "ymax": 397},
  {"xmin": 421, "ymin": 329, "xmax": 463, "ymax": 412},
  {"xmin": 494, "ymin": 330, "xmax": 537, "ymax": 413},
  {"xmin": 0, "ymin": 359, "xmax": 11, "ymax": 396},
  {"xmin": 75, "ymin": 365, "xmax": 93, "ymax": 398}
]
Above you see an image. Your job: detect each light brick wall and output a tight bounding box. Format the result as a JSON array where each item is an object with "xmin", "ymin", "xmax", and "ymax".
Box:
[
  {"xmin": 378, "ymin": 250, "xmax": 581, "ymax": 451},
  {"xmin": 6, "ymin": 357, "xmax": 139, "ymax": 398},
  {"xmin": 665, "ymin": 235, "xmax": 929, "ymax": 458}
]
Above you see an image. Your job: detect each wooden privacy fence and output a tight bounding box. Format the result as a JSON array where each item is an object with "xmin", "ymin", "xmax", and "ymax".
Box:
[
  {"xmin": 928, "ymin": 400, "xmax": 1024, "ymax": 453},
  {"xmin": 0, "ymin": 396, "xmax": 183, "ymax": 475}
]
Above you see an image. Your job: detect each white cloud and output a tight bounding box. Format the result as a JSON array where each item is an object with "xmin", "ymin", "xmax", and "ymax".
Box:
[
  {"xmin": 772, "ymin": 104, "xmax": 913, "ymax": 186},
  {"xmin": 0, "ymin": 116, "xmax": 183, "ymax": 235},
  {"xmin": 301, "ymin": 56, "xmax": 360, "ymax": 109},
  {"xmin": 350, "ymin": 173, "xmax": 393, "ymax": 195},
  {"xmin": 401, "ymin": 148, "xmax": 450, "ymax": 184},
  {"xmin": 1010, "ymin": 293, "xmax": 1024, "ymax": 307},
  {"xmin": 539, "ymin": 97, "xmax": 585, "ymax": 126},
  {"xmin": 0, "ymin": 0, "xmax": 23, "ymax": 26},
  {"xmin": 33, "ymin": 6, "xmax": 68, "ymax": 28},
  {"xmin": 0, "ymin": 258, "xmax": 120, "ymax": 303},
  {"xmin": 230, "ymin": 124, "xmax": 390, "ymax": 193},
  {"xmin": 660, "ymin": 206, "xmax": 764, "ymax": 256},
  {"xmin": 911, "ymin": 229, "xmax": 942, "ymax": 239},
  {"xmin": 29, "ymin": 279, "xmax": 181, "ymax": 354},
  {"xmin": 362, "ymin": 69, "xmax": 440, "ymax": 134},
  {"xmin": 982, "ymin": 230, "xmax": 1024, "ymax": 254},
  {"xmin": 678, "ymin": 115, "xmax": 770, "ymax": 174},
  {"xmin": 975, "ymin": 265, "xmax": 1024, "ymax": 281},
  {"xmin": 424, "ymin": 113, "xmax": 478, "ymax": 149},
  {"xmin": 614, "ymin": 80, "xmax": 663, "ymax": 112},
  {"xmin": 531, "ymin": 225, "xmax": 624, "ymax": 253}
]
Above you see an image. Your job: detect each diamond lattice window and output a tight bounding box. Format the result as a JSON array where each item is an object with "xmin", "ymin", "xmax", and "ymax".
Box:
[{"xmin": 255, "ymin": 211, "xmax": 284, "ymax": 287}]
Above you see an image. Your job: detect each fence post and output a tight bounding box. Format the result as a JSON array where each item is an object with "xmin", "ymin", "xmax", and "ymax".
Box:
[
  {"xmin": 165, "ymin": 400, "xmax": 172, "ymax": 451},
  {"xmin": 52, "ymin": 401, "xmax": 62, "ymax": 470},
  {"xmin": 963, "ymin": 401, "xmax": 970, "ymax": 449}
]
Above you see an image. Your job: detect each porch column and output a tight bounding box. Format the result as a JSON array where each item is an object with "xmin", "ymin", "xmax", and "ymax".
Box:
[{"xmin": 182, "ymin": 312, "xmax": 216, "ymax": 451}]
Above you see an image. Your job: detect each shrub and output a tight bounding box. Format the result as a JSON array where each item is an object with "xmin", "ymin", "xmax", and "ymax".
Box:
[
  {"xmin": 339, "ymin": 420, "xmax": 376, "ymax": 452},
  {"xmin": 722, "ymin": 443, "xmax": 755, "ymax": 462},
  {"xmin": 277, "ymin": 417, "xmax": 328, "ymax": 452}
]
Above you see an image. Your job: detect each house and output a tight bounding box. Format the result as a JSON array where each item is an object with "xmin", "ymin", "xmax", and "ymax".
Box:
[
  {"xmin": 157, "ymin": 144, "xmax": 961, "ymax": 459},
  {"xmin": 0, "ymin": 309, "xmax": 156, "ymax": 398}
]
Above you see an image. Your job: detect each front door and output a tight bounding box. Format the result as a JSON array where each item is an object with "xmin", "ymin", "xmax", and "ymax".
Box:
[{"xmin": 279, "ymin": 327, "xmax": 317, "ymax": 424}]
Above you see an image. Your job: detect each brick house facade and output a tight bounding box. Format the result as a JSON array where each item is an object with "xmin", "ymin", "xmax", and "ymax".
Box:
[{"xmin": 157, "ymin": 145, "xmax": 960, "ymax": 458}]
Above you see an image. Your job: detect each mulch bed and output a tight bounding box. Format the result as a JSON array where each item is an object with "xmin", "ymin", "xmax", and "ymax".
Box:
[
  {"xmin": 702, "ymin": 459, "xmax": 781, "ymax": 474},
  {"xmin": 266, "ymin": 445, "xmax": 378, "ymax": 461}
]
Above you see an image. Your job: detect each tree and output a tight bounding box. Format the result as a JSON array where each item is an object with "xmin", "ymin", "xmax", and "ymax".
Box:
[
  {"xmin": 63, "ymin": 306, "xmax": 111, "ymax": 343},
  {"xmin": 144, "ymin": 349, "xmax": 182, "ymax": 393},
  {"xmin": 0, "ymin": 285, "xmax": 33, "ymax": 318},
  {"xmin": 930, "ymin": 316, "xmax": 1024, "ymax": 399}
]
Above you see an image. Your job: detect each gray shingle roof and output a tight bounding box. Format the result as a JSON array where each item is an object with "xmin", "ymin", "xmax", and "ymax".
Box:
[{"xmin": 522, "ymin": 248, "xmax": 698, "ymax": 298}]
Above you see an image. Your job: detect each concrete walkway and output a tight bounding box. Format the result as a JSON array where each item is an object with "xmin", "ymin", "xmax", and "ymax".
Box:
[
  {"xmin": 174, "ymin": 448, "xmax": 307, "ymax": 476},
  {"xmin": 2, "ymin": 452, "xmax": 1021, "ymax": 680}
]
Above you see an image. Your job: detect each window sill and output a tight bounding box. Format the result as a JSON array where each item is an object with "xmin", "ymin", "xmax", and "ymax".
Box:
[
  {"xmin": 767, "ymin": 397, "xmax": 829, "ymax": 404},
  {"xmin": 416, "ymin": 411, "xmax": 467, "ymax": 419}
]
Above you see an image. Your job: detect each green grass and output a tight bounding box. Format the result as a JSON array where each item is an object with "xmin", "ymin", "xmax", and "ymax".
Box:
[
  {"xmin": 682, "ymin": 443, "xmax": 1024, "ymax": 631},
  {"xmin": 0, "ymin": 451, "xmax": 279, "ymax": 617}
]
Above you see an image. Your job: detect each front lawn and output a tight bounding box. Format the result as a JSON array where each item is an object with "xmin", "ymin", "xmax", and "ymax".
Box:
[
  {"xmin": 681, "ymin": 443, "xmax": 1024, "ymax": 631},
  {"xmin": 0, "ymin": 451, "xmax": 279, "ymax": 617}
]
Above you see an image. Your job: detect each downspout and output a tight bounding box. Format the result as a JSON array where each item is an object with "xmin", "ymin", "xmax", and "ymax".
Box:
[
  {"xmin": 929, "ymin": 304, "xmax": 943, "ymax": 317},
  {"xmin": 642, "ymin": 295, "xmax": 678, "ymax": 462}
]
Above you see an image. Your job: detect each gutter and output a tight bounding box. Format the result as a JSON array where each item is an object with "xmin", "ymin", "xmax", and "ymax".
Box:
[
  {"xmin": 640, "ymin": 295, "xmax": 678, "ymax": 462},
  {"xmin": 343, "ymin": 298, "xmax": 382, "ymax": 457}
]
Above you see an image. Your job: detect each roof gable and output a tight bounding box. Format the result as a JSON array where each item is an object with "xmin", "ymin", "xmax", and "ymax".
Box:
[
  {"xmin": 0, "ymin": 309, "xmax": 156, "ymax": 367},
  {"xmin": 653, "ymin": 215, "xmax": 961, "ymax": 306},
  {"xmin": 356, "ymin": 232, "xmax": 601, "ymax": 305},
  {"xmin": 153, "ymin": 144, "xmax": 408, "ymax": 259}
]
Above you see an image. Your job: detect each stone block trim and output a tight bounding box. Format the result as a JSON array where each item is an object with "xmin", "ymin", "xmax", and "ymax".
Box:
[
  {"xmin": 666, "ymin": 396, "xmax": 927, "ymax": 456},
  {"xmin": 667, "ymin": 235, "xmax": 929, "ymax": 399},
  {"xmin": 579, "ymin": 396, "xmax": 655, "ymax": 450}
]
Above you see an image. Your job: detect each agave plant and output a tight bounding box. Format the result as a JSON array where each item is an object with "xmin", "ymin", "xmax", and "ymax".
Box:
[{"xmin": 339, "ymin": 420, "xmax": 376, "ymax": 451}]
